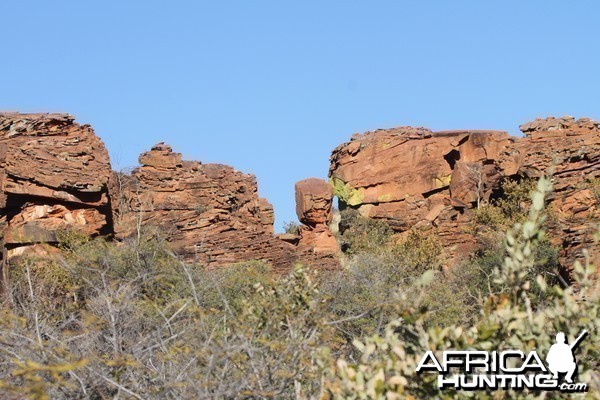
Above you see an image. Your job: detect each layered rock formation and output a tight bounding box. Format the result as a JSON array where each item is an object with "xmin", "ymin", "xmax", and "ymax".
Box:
[
  {"xmin": 330, "ymin": 127, "xmax": 511, "ymax": 258},
  {"xmin": 0, "ymin": 114, "xmax": 339, "ymax": 275},
  {"xmin": 294, "ymin": 178, "xmax": 338, "ymax": 254},
  {"xmin": 111, "ymin": 144, "xmax": 338, "ymax": 272},
  {"xmin": 1, "ymin": 111, "xmax": 596, "ymax": 281},
  {"xmin": 507, "ymin": 117, "xmax": 600, "ymax": 272},
  {"xmin": 0, "ymin": 113, "xmax": 112, "ymax": 262},
  {"xmin": 330, "ymin": 117, "xmax": 599, "ymax": 271}
]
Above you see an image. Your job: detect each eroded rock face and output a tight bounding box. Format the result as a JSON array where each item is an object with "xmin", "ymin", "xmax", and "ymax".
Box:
[
  {"xmin": 0, "ymin": 113, "xmax": 112, "ymax": 260},
  {"xmin": 295, "ymin": 178, "xmax": 333, "ymax": 226},
  {"xmin": 330, "ymin": 127, "xmax": 510, "ymax": 231},
  {"xmin": 294, "ymin": 178, "xmax": 338, "ymax": 255},
  {"xmin": 2, "ymin": 111, "xmax": 594, "ymax": 279},
  {"xmin": 112, "ymin": 144, "xmax": 338, "ymax": 272},
  {"xmin": 506, "ymin": 117, "xmax": 600, "ymax": 273},
  {"xmin": 330, "ymin": 117, "xmax": 599, "ymax": 271},
  {"xmin": 0, "ymin": 113, "xmax": 339, "ymax": 274}
]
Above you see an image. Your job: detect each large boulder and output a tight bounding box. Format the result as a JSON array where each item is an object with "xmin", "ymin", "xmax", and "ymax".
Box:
[
  {"xmin": 329, "ymin": 127, "xmax": 510, "ymax": 241},
  {"xmin": 294, "ymin": 178, "xmax": 338, "ymax": 255},
  {"xmin": 0, "ymin": 113, "xmax": 112, "ymax": 260},
  {"xmin": 295, "ymin": 178, "xmax": 334, "ymax": 226}
]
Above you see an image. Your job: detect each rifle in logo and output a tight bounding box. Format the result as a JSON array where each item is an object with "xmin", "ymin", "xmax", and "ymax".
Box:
[
  {"xmin": 546, "ymin": 330, "xmax": 587, "ymax": 383},
  {"xmin": 415, "ymin": 329, "xmax": 590, "ymax": 392}
]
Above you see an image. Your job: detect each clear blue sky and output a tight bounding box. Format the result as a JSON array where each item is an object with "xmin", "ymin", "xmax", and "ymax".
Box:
[{"xmin": 2, "ymin": 1, "xmax": 599, "ymax": 231}]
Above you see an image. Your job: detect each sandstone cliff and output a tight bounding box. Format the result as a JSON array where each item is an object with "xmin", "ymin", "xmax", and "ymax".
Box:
[
  {"xmin": 508, "ymin": 117, "xmax": 600, "ymax": 273},
  {"xmin": 1, "ymin": 112, "xmax": 596, "ymax": 281},
  {"xmin": 329, "ymin": 116, "xmax": 599, "ymax": 272},
  {"xmin": 110, "ymin": 144, "xmax": 339, "ymax": 272},
  {"xmin": 0, "ymin": 114, "xmax": 339, "ymax": 279},
  {"xmin": 0, "ymin": 113, "xmax": 112, "ymax": 264}
]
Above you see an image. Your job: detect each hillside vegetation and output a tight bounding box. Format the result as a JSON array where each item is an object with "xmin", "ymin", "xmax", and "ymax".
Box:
[{"xmin": 0, "ymin": 177, "xmax": 598, "ymax": 399}]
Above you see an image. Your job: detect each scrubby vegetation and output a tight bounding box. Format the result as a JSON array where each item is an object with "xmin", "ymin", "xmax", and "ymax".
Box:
[
  {"xmin": 283, "ymin": 221, "xmax": 301, "ymax": 235},
  {"xmin": 473, "ymin": 177, "xmax": 537, "ymax": 229},
  {"xmin": 336, "ymin": 208, "xmax": 394, "ymax": 255},
  {"xmin": 0, "ymin": 176, "xmax": 598, "ymax": 399},
  {"xmin": 325, "ymin": 175, "xmax": 599, "ymax": 399},
  {"xmin": 1, "ymin": 235, "xmax": 332, "ymax": 399},
  {"xmin": 589, "ymin": 177, "xmax": 600, "ymax": 203}
]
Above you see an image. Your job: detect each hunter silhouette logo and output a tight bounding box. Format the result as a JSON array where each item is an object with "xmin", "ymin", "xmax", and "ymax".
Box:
[
  {"xmin": 415, "ymin": 330, "xmax": 589, "ymax": 392},
  {"xmin": 546, "ymin": 330, "xmax": 587, "ymax": 384}
]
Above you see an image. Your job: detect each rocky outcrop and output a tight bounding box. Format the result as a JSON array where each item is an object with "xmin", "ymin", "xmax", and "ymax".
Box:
[
  {"xmin": 0, "ymin": 114, "xmax": 339, "ymax": 274},
  {"xmin": 112, "ymin": 144, "xmax": 339, "ymax": 272},
  {"xmin": 330, "ymin": 117, "xmax": 599, "ymax": 271},
  {"xmin": 294, "ymin": 178, "xmax": 338, "ymax": 255},
  {"xmin": 329, "ymin": 127, "xmax": 511, "ymax": 258},
  {"xmin": 112, "ymin": 143, "xmax": 292, "ymax": 271},
  {"xmin": 505, "ymin": 117, "xmax": 600, "ymax": 273},
  {"xmin": 1, "ymin": 111, "xmax": 596, "ymax": 279},
  {"xmin": 0, "ymin": 113, "xmax": 112, "ymax": 262}
]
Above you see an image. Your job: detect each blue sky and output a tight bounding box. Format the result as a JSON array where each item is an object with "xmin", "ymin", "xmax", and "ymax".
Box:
[{"xmin": 2, "ymin": 1, "xmax": 599, "ymax": 231}]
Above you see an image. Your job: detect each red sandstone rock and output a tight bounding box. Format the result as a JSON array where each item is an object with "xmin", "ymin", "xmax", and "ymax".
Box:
[
  {"xmin": 297, "ymin": 225, "xmax": 339, "ymax": 254},
  {"xmin": 295, "ymin": 178, "xmax": 334, "ymax": 226},
  {"xmin": 294, "ymin": 178, "xmax": 339, "ymax": 255},
  {"xmin": 506, "ymin": 117, "xmax": 600, "ymax": 272},
  {"xmin": 0, "ymin": 113, "xmax": 112, "ymax": 259},
  {"xmin": 112, "ymin": 144, "xmax": 339, "ymax": 272},
  {"xmin": 3, "ymin": 111, "xmax": 595, "ymax": 279},
  {"xmin": 329, "ymin": 118, "xmax": 599, "ymax": 272},
  {"xmin": 4, "ymin": 204, "xmax": 106, "ymax": 244},
  {"xmin": 330, "ymin": 127, "xmax": 510, "ymax": 228}
]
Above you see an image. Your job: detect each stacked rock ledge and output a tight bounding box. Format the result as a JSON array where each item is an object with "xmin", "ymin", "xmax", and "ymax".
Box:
[{"xmin": 329, "ymin": 117, "xmax": 600, "ymax": 276}]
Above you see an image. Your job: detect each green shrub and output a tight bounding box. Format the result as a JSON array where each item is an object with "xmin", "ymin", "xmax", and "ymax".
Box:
[
  {"xmin": 56, "ymin": 228, "xmax": 90, "ymax": 252},
  {"xmin": 9, "ymin": 255, "xmax": 83, "ymax": 321},
  {"xmin": 197, "ymin": 260, "xmax": 273, "ymax": 312},
  {"xmin": 321, "ymin": 229, "xmax": 443, "ymax": 344},
  {"xmin": 391, "ymin": 230, "xmax": 443, "ymax": 274},
  {"xmin": 337, "ymin": 208, "xmax": 393, "ymax": 255},
  {"xmin": 324, "ymin": 175, "xmax": 600, "ymax": 399},
  {"xmin": 473, "ymin": 177, "xmax": 538, "ymax": 230},
  {"xmin": 320, "ymin": 251, "xmax": 403, "ymax": 342},
  {"xmin": 282, "ymin": 220, "xmax": 300, "ymax": 235},
  {"xmin": 588, "ymin": 177, "xmax": 600, "ymax": 203},
  {"xmin": 473, "ymin": 204, "xmax": 509, "ymax": 229},
  {"xmin": 495, "ymin": 177, "xmax": 537, "ymax": 220}
]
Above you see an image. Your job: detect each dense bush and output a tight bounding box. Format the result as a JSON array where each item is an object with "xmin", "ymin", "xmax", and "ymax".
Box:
[
  {"xmin": 0, "ymin": 176, "xmax": 596, "ymax": 399},
  {"xmin": 324, "ymin": 176, "xmax": 599, "ymax": 399},
  {"xmin": 336, "ymin": 208, "xmax": 394, "ymax": 255},
  {"xmin": 473, "ymin": 177, "xmax": 537, "ymax": 230},
  {"xmin": 321, "ymin": 227, "xmax": 445, "ymax": 345},
  {"xmin": 0, "ymin": 233, "xmax": 332, "ymax": 399}
]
